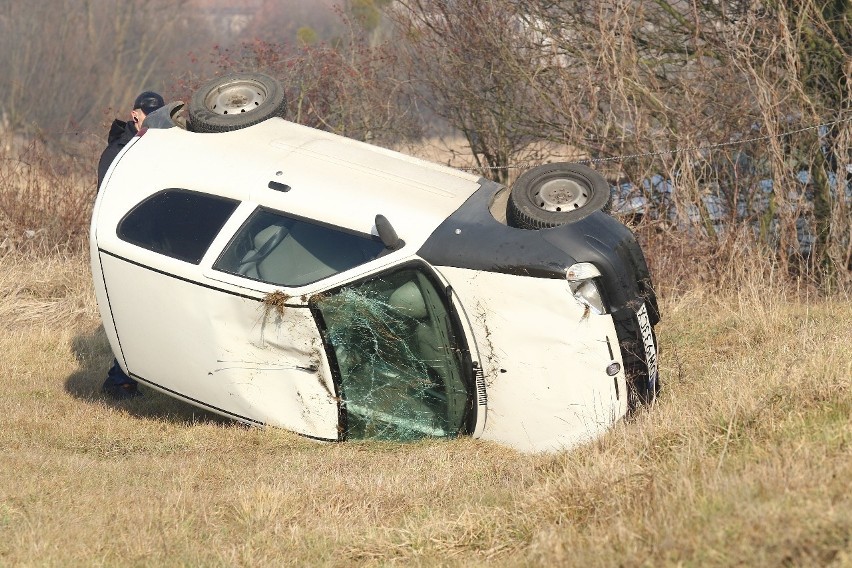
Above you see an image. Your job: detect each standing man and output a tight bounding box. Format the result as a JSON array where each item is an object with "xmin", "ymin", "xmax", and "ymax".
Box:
[
  {"xmin": 97, "ymin": 91, "xmax": 165, "ymax": 186},
  {"xmin": 97, "ymin": 91, "xmax": 164, "ymax": 399}
]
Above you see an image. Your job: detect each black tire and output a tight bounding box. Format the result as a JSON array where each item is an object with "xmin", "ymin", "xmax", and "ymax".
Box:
[
  {"xmin": 507, "ymin": 163, "xmax": 611, "ymax": 229},
  {"xmin": 188, "ymin": 72, "xmax": 287, "ymax": 133}
]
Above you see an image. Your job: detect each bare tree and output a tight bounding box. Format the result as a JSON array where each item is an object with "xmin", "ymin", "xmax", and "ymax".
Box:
[
  {"xmin": 0, "ymin": 0, "xmax": 211, "ymax": 140},
  {"xmin": 201, "ymin": 11, "xmax": 420, "ymax": 145},
  {"xmin": 388, "ymin": 0, "xmax": 849, "ymax": 274},
  {"xmin": 236, "ymin": 0, "xmax": 342, "ymax": 44},
  {"xmin": 389, "ymin": 0, "xmax": 552, "ymax": 184},
  {"xmin": 505, "ymin": 0, "xmax": 848, "ymax": 272},
  {"xmin": 772, "ymin": 0, "xmax": 852, "ymax": 274}
]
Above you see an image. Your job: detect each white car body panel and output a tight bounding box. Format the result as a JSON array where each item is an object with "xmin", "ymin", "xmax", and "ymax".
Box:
[
  {"xmin": 98, "ymin": 253, "xmax": 339, "ymax": 438},
  {"xmin": 102, "ymin": 120, "xmax": 481, "ymax": 250},
  {"xmin": 438, "ymin": 267, "xmax": 627, "ymax": 452}
]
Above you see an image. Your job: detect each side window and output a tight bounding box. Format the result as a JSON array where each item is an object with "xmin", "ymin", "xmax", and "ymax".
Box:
[
  {"xmin": 313, "ymin": 266, "xmax": 473, "ymax": 442},
  {"xmin": 118, "ymin": 189, "xmax": 239, "ymax": 264},
  {"xmin": 214, "ymin": 208, "xmax": 385, "ymax": 287}
]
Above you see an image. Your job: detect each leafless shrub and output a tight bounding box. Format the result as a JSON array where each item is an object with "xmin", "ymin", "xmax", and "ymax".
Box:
[
  {"xmin": 0, "ymin": 0, "xmax": 212, "ymax": 138},
  {"xmin": 389, "ymin": 0, "xmax": 563, "ymax": 184},
  {"xmin": 389, "ymin": 0, "xmax": 851, "ymax": 284},
  {"xmin": 173, "ymin": 9, "xmax": 420, "ymax": 145},
  {"xmin": 0, "ymin": 141, "xmax": 97, "ymax": 252}
]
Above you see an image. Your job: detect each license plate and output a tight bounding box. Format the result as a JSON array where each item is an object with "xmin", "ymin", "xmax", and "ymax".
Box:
[{"xmin": 636, "ymin": 303, "xmax": 658, "ymax": 389}]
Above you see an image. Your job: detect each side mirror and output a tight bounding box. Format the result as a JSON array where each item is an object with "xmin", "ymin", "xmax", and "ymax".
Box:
[{"xmin": 375, "ymin": 214, "xmax": 403, "ymax": 250}]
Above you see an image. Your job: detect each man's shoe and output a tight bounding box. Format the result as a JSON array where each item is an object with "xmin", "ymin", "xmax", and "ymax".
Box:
[{"xmin": 102, "ymin": 381, "xmax": 142, "ymax": 400}]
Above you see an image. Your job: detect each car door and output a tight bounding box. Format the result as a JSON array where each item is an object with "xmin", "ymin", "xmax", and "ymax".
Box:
[
  {"xmin": 309, "ymin": 263, "xmax": 478, "ymax": 442},
  {"xmin": 203, "ymin": 206, "xmax": 482, "ymax": 443},
  {"xmin": 95, "ymin": 189, "xmax": 340, "ymax": 440}
]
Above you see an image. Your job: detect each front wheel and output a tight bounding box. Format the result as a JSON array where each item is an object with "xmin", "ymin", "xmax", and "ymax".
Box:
[
  {"xmin": 507, "ymin": 163, "xmax": 611, "ymax": 229},
  {"xmin": 188, "ymin": 72, "xmax": 287, "ymax": 133}
]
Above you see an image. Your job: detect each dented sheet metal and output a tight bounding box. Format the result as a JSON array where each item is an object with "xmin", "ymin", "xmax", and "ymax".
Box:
[
  {"xmin": 90, "ymin": 116, "xmax": 660, "ymax": 454},
  {"xmin": 100, "ymin": 252, "xmax": 339, "ymax": 439},
  {"xmin": 437, "ymin": 266, "xmax": 628, "ymax": 452}
]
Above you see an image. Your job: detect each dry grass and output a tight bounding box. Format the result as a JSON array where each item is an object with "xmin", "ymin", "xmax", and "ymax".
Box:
[
  {"xmin": 1, "ymin": 246, "xmax": 850, "ymax": 566},
  {"xmin": 1, "ymin": 129, "xmax": 850, "ymax": 565},
  {"xmin": 0, "ymin": 141, "xmax": 98, "ymax": 252}
]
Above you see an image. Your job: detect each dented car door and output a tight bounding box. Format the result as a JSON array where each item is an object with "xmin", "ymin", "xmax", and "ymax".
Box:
[{"xmin": 94, "ymin": 189, "xmax": 340, "ymax": 439}]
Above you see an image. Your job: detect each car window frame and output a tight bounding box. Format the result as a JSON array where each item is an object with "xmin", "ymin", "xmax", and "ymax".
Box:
[
  {"xmin": 202, "ymin": 205, "xmax": 411, "ymax": 296},
  {"xmin": 309, "ymin": 260, "xmax": 477, "ymax": 442},
  {"xmin": 116, "ymin": 187, "xmax": 240, "ymax": 265},
  {"xmin": 210, "ymin": 205, "xmax": 388, "ymax": 289}
]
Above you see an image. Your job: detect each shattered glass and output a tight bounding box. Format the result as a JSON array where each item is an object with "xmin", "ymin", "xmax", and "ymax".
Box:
[{"xmin": 314, "ymin": 267, "xmax": 473, "ymax": 441}]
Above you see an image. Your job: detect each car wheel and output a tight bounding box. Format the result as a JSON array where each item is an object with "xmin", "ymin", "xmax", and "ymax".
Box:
[
  {"xmin": 507, "ymin": 163, "xmax": 611, "ymax": 229},
  {"xmin": 188, "ymin": 72, "xmax": 287, "ymax": 133}
]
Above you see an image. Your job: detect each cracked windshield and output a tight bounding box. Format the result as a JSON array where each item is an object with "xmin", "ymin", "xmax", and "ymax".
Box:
[{"xmin": 314, "ymin": 267, "xmax": 473, "ymax": 441}]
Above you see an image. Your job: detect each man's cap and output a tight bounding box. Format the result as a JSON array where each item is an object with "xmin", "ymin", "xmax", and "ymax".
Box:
[{"xmin": 133, "ymin": 91, "xmax": 165, "ymax": 115}]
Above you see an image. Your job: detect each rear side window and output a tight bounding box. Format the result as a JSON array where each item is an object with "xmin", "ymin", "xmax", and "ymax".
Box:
[
  {"xmin": 214, "ymin": 208, "xmax": 386, "ymax": 287},
  {"xmin": 118, "ymin": 189, "xmax": 239, "ymax": 264}
]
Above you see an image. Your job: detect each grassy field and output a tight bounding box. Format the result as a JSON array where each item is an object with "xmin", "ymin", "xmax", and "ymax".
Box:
[{"xmin": 0, "ymin": 248, "xmax": 849, "ymax": 567}]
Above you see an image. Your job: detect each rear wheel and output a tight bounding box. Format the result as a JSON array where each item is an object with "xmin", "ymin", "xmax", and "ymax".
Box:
[
  {"xmin": 188, "ymin": 72, "xmax": 287, "ymax": 133},
  {"xmin": 507, "ymin": 163, "xmax": 611, "ymax": 229}
]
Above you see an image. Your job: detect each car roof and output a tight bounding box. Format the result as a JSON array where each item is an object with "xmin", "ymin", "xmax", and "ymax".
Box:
[{"xmin": 110, "ymin": 118, "xmax": 484, "ymax": 247}]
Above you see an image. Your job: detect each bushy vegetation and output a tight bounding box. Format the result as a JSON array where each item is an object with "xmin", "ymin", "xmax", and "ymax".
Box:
[
  {"xmin": 387, "ymin": 0, "xmax": 852, "ymax": 279},
  {"xmin": 1, "ymin": 0, "xmax": 849, "ymax": 287}
]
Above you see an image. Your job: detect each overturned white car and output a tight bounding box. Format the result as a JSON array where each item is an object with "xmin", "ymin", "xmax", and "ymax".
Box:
[{"xmin": 91, "ymin": 73, "xmax": 660, "ymax": 453}]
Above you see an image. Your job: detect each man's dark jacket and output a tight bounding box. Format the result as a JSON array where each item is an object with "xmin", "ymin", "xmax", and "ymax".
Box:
[
  {"xmin": 96, "ymin": 118, "xmax": 140, "ymax": 390},
  {"xmin": 97, "ymin": 119, "xmax": 137, "ymax": 187}
]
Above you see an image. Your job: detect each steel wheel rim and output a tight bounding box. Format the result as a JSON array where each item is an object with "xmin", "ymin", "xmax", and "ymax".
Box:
[
  {"xmin": 534, "ymin": 178, "xmax": 589, "ymax": 212},
  {"xmin": 204, "ymin": 80, "xmax": 268, "ymax": 116}
]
